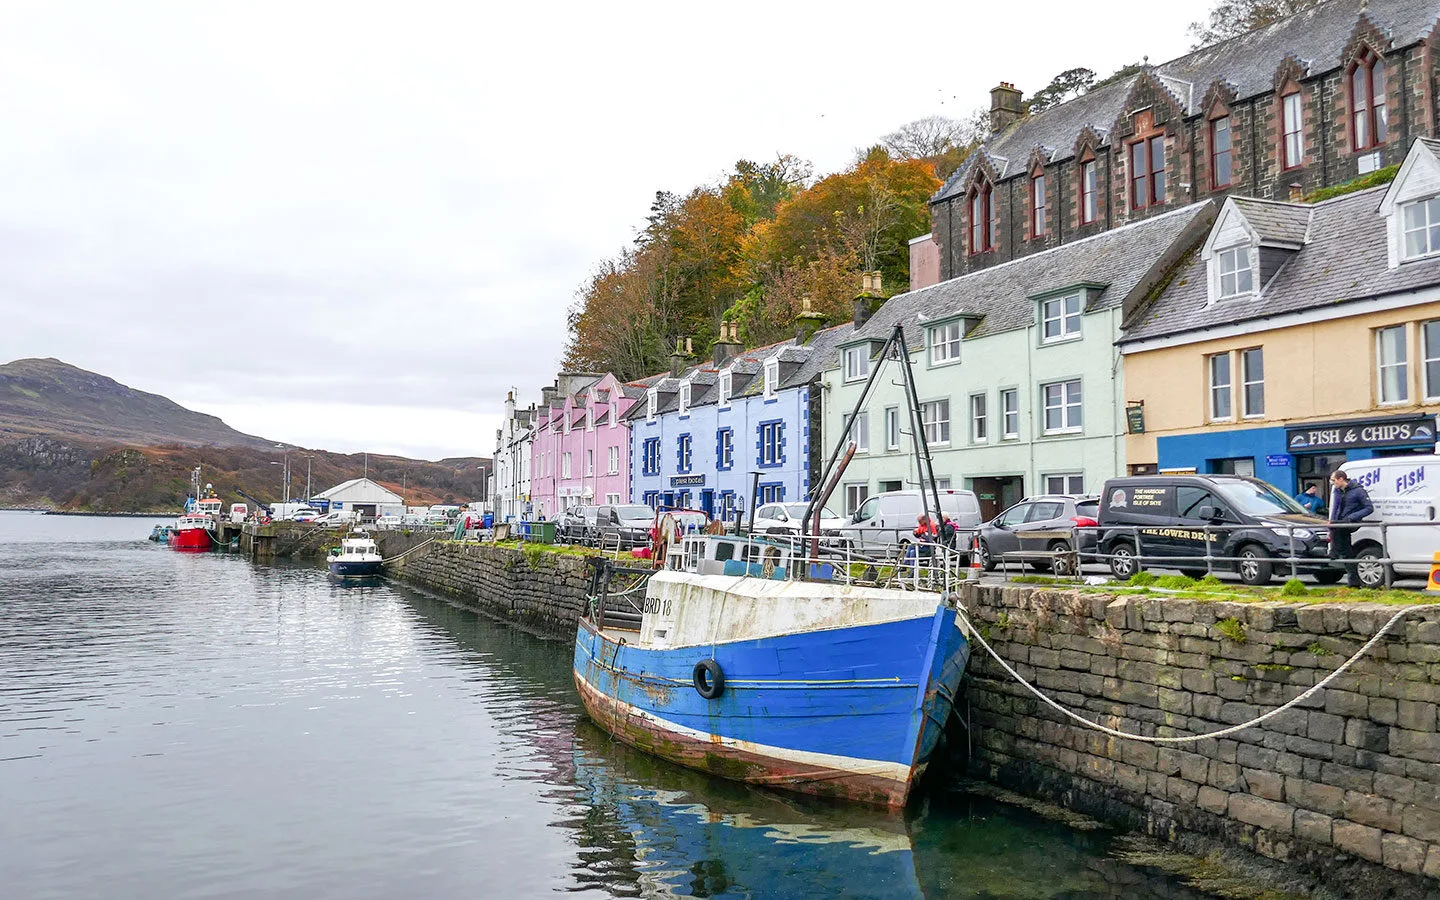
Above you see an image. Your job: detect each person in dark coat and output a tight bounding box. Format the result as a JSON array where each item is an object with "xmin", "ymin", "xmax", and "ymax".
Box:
[{"xmin": 1329, "ymin": 470, "xmax": 1375, "ymax": 588}]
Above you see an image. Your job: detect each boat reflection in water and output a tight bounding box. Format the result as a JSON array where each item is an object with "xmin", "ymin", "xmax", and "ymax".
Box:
[{"xmin": 566, "ymin": 724, "xmax": 1214, "ymax": 900}]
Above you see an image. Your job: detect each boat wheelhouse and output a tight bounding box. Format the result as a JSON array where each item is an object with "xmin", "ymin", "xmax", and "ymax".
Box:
[{"xmin": 328, "ymin": 533, "xmax": 383, "ymax": 578}]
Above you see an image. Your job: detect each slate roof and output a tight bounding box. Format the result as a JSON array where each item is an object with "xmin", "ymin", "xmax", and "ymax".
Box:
[
  {"xmin": 846, "ymin": 202, "xmax": 1215, "ymax": 350},
  {"xmin": 937, "ymin": 0, "xmax": 1440, "ymax": 202},
  {"xmin": 1230, "ymin": 197, "xmax": 1312, "ymax": 245},
  {"xmin": 1122, "ymin": 183, "xmax": 1440, "ymax": 342}
]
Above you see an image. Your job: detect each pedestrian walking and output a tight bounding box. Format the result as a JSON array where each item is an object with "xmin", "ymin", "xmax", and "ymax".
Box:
[{"xmin": 1328, "ymin": 470, "xmax": 1375, "ymax": 588}]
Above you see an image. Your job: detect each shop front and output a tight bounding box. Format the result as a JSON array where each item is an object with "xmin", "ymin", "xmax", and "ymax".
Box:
[{"xmin": 1156, "ymin": 413, "xmax": 1437, "ymax": 495}]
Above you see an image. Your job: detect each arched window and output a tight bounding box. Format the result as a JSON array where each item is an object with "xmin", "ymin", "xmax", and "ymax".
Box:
[
  {"xmin": 968, "ymin": 180, "xmax": 996, "ymax": 254},
  {"xmin": 1351, "ymin": 52, "xmax": 1388, "ymax": 151},
  {"xmin": 1030, "ymin": 169, "xmax": 1047, "ymax": 238}
]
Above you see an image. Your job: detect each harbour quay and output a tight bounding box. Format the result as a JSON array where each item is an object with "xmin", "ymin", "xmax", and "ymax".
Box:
[{"xmin": 379, "ymin": 535, "xmax": 1440, "ymax": 898}]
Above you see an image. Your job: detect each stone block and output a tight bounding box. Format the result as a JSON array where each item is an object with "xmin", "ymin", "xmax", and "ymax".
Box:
[
  {"xmin": 1158, "ymin": 688, "xmax": 1192, "ymax": 716},
  {"xmin": 1370, "ymin": 697, "xmax": 1399, "ymax": 725},
  {"xmin": 1294, "ymin": 809, "xmax": 1333, "ymax": 845},
  {"xmin": 1344, "ymin": 720, "xmax": 1390, "ymax": 753},
  {"xmin": 1425, "ymin": 844, "xmax": 1440, "ymax": 879},
  {"xmin": 1210, "ymin": 761, "xmax": 1247, "ymax": 792},
  {"xmin": 1235, "ymin": 743, "xmax": 1279, "ymax": 771},
  {"xmin": 1287, "ymin": 777, "xmax": 1345, "ymax": 816},
  {"xmin": 1343, "ymin": 791, "xmax": 1401, "ymax": 832},
  {"xmin": 1182, "ymin": 669, "xmax": 1215, "ymax": 694},
  {"xmin": 1382, "ymin": 833, "xmax": 1428, "ymax": 875},
  {"xmin": 1374, "ymin": 772, "xmax": 1417, "ymax": 805},
  {"xmin": 1397, "ymin": 699, "xmax": 1438, "ymax": 732},
  {"xmin": 1305, "ymin": 711, "xmax": 1345, "ymax": 744},
  {"xmin": 1331, "ymin": 820, "xmax": 1384, "ymax": 862},
  {"xmin": 1403, "ymin": 803, "xmax": 1440, "ymax": 843},
  {"xmin": 1229, "ymin": 793, "xmax": 1294, "ymax": 834},
  {"xmin": 1058, "ymin": 649, "xmax": 1091, "ymax": 670},
  {"xmin": 1197, "ymin": 785, "xmax": 1230, "ymax": 814},
  {"xmin": 1324, "ymin": 690, "xmax": 1370, "ymax": 718},
  {"xmin": 1391, "ymin": 728, "xmax": 1440, "ymax": 763},
  {"xmin": 1104, "ymin": 598, "xmax": 1129, "ymax": 629},
  {"xmin": 1321, "ymin": 761, "xmax": 1375, "ymax": 794},
  {"xmin": 1180, "ymin": 752, "xmax": 1211, "ymax": 784}
]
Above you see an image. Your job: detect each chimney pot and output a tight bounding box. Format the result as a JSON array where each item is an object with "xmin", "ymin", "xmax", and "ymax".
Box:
[
  {"xmin": 1288, "ymin": 182, "xmax": 1303, "ymax": 202},
  {"xmin": 685, "ymin": 337, "xmax": 693, "ymax": 355}
]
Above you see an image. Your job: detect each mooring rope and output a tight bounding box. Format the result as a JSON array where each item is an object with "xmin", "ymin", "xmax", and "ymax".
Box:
[
  {"xmin": 953, "ymin": 600, "xmax": 1440, "ymax": 744},
  {"xmin": 382, "ymin": 537, "xmax": 437, "ymax": 564}
]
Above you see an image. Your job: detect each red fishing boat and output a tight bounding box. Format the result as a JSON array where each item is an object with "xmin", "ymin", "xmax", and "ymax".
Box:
[{"xmin": 168, "ymin": 468, "xmax": 221, "ymax": 552}]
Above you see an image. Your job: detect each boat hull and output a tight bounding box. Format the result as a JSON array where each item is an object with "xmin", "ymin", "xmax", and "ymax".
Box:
[
  {"xmin": 168, "ymin": 528, "xmax": 212, "ymax": 551},
  {"xmin": 329, "ymin": 560, "xmax": 383, "ymax": 578},
  {"xmin": 572, "ymin": 573, "xmax": 968, "ymax": 808}
]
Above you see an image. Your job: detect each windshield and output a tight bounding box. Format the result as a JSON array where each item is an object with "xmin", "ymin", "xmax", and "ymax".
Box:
[
  {"xmin": 615, "ymin": 506, "xmax": 654, "ymax": 523},
  {"xmin": 1213, "ymin": 480, "xmax": 1308, "ymax": 517},
  {"xmin": 783, "ymin": 503, "xmax": 839, "ymax": 519}
]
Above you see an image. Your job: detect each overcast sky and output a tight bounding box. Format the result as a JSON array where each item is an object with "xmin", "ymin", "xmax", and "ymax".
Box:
[{"xmin": 0, "ymin": 1, "xmax": 1198, "ymax": 460}]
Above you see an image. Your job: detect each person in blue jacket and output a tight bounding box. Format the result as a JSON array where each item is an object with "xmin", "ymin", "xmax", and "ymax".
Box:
[
  {"xmin": 1294, "ymin": 484, "xmax": 1324, "ymax": 514},
  {"xmin": 1329, "ymin": 470, "xmax": 1375, "ymax": 588}
]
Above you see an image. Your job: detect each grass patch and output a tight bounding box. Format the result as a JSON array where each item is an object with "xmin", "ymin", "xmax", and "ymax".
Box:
[
  {"xmin": 1010, "ymin": 574, "xmax": 1062, "ymax": 585},
  {"xmin": 1307, "ymin": 642, "xmax": 1333, "ymax": 657},
  {"xmin": 1215, "ymin": 617, "xmax": 1248, "ymax": 643},
  {"xmin": 1198, "ymin": 574, "xmax": 1222, "ymax": 587},
  {"xmin": 1303, "ymin": 164, "xmax": 1398, "ymax": 202},
  {"xmin": 1127, "ymin": 571, "xmax": 1157, "ymax": 587},
  {"xmin": 1280, "ymin": 578, "xmax": 1308, "ymax": 597},
  {"xmin": 1153, "ymin": 574, "xmax": 1196, "ymax": 590},
  {"xmin": 1254, "ymin": 663, "xmax": 1294, "ymax": 673}
]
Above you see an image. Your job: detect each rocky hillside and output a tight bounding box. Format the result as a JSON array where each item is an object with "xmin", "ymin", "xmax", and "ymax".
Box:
[{"xmin": 0, "ymin": 357, "xmax": 272, "ymax": 447}]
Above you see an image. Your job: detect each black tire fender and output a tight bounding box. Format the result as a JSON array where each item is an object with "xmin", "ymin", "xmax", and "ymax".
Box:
[{"xmin": 693, "ymin": 658, "xmax": 725, "ymax": 700}]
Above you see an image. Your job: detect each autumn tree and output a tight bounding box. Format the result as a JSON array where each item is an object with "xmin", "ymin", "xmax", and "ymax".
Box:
[{"xmin": 1188, "ymin": 0, "xmax": 1321, "ymax": 48}]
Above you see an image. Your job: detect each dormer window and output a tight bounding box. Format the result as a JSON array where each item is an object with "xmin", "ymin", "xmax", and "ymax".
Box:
[
  {"xmin": 678, "ymin": 381, "xmax": 691, "ymax": 415},
  {"xmin": 609, "ymin": 400, "xmax": 617, "ymax": 428},
  {"xmin": 1040, "ymin": 294, "xmax": 1081, "ymax": 343},
  {"xmin": 718, "ymin": 370, "xmax": 732, "ymax": 407},
  {"xmin": 563, "ymin": 411, "xmax": 572, "ymax": 434},
  {"xmin": 843, "ymin": 346, "xmax": 869, "ymax": 382},
  {"xmin": 646, "ymin": 388, "xmax": 657, "ymax": 420},
  {"xmin": 1351, "ymin": 53, "xmax": 1388, "ymax": 152},
  {"xmin": 968, "ymin": 180, "xmax": 996, "ymax": 254},
  {"xmin": 1210, "ymin": 115, "xmax": 1232, "ymax": 189},
  {"xmin": 1216, "ymin": 246, "xmax": 1255, "ymax": 298},
  {"xmin": 763, "ymin": 359, "xmax": 779, "ymax": 398},
  {"xmin": 929, "ymin": 322, "xmax": 962, "ymax": 365},
  {"xmin": 1030, "ymin": 172, "xmax": 1047, "ymax": 238},
  {"xmin": 1401, "ymin": 197, "xmax": 1440, "ymax": 260}
]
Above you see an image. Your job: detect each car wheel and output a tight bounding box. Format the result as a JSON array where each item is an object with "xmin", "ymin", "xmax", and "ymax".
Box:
[
  {"xmin": 1108, "ymin": 541, "xmax": 1138, "ymax": 580},
  {"xmin": 1353, "ymin": 545, "xmax": 1390, "ymax": 588},
  {"xmin": 1236, "ymin": 544, "xmax": 1274, "ymax": 586},
  {"xmin": 1312, "ymin": 569, "xmax": 1345, "ymax": 585},
  {"xmin": 1179, "ymin": 569, "xmax": 1210, "ymax": 580},
  {"xmin": 1048, "ymin": 540, "xmax": 1076, "ymax": 577},
  {"xmin": 978, "ymin": 540, "xmax": 996, "ymax": 572}
]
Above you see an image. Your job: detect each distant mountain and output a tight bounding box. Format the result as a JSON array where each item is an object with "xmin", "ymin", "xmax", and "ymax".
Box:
[
  {"xmin": 0, "ymin": 357, "xmax": 273, "ymax": 448},
  {"xmin": 0, "ymin": 358, "xmax": 491, "ymax": 513}
]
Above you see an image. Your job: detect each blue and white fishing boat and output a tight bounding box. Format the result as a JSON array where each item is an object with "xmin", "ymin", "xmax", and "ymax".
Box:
[
  {"xmin": 573, "ymin": 323, "xmax": 972, "ymax": 809},
  {"xmin": 328, "ymin": 532, "xmax": 383, "ymax": 578}
]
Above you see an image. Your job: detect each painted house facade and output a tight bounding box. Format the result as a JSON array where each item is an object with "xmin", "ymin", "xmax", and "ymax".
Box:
[
  {"xmin": 822, "ymin": 204, "xmax": 1214, "ymax": 521},
  {"xmin": 493, "ymin": 390, "xmax": 536, "ymax": 522},
  {"xmin": 1120, "ymin": 138, "xmax": 1440, "ymax": 494},
  {"xmin": 933, "ymin": 0, "xmax": 1440, "ymax": 281},
  {"xmin": 528, "ymin": 373, "xmax": 641, "ymax": 518},
  {"xmin": 627, "ymin": 323, "xmax": 851, "ymax": 520}
]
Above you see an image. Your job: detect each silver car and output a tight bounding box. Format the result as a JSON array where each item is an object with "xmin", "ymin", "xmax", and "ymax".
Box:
[
  {"xmin": 750, "ymin": 502, "xmax": 846, "ymax": 536},
  {"xmin": 977, "ymin": 495, "xmax": 1099, "ymax": 575}
]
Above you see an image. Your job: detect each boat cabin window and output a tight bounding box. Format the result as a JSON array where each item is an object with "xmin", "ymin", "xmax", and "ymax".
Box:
[{"xmin": 714, "ymin": 541, "xmax": 735, "ymax": 562}]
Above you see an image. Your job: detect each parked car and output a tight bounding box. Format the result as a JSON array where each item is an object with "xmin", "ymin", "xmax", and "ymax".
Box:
[
  {"xmin": 750, "ymin": 502, "xmax": 847, "ymax": 536},
  {"xmin": 311, "ymin": 510, "xmax": 354, "ymax": 528},
  {"xmin": 375, "ymin": 515, "xmax": 403, "ymax": 530},
  {"xmin": 840, "ymin": 489, "xmax": 983, "ymax": 551},
  {"xmin": 595, "ymin": 504, "xmax": 658, "ymax": 549},
  {"xmin": 557, "ymin": 505, "xmax": 600, "ymax": 544},
  {"xmin": 1336, "ymin": 454, "xmax": 1440, "ymax": 587},
  {"xmin": 977, "ymin": 495, "xmax": 1098, "ymax": 575},
  {"xmin": 1096, "ymin": 475, "xmax": 1340, "ymax": 585},
  {"xmin": 288, "ymin": 507, "xmax": 322, "ymax": 522}
]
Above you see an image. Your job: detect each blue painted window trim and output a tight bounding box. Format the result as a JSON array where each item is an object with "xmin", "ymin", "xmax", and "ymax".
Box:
[
  {"xmin": 642, "ymin": 437, "xmax": 661, "ymax": 476},
  {"xmin": 716, "ymin": 427, "xmax": 734, "ymax": 471},
  {"xmin": 757, "ymin": 419, "xmax": 785, "ymax": 468},
  {"xmin": 759, "ymin": 482, "xmax": 785, "ymax": 503},
  {"xmin": 677, "ymin": 433, "xmax": 693, "ymax": 474},
  {"xmin": 642, "ymin": 491, "xmax": 659, "ymax": 509}
]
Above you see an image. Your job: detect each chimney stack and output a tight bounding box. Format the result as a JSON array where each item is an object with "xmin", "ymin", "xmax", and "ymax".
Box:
[
  {"xmin": 712, "ymin": 320, "xmax": 743, "ymax": 366},
  {"xmin": 669, "ymin": 336, "xmax": 692, "ymax": 377},
  {"xmin": 793, "ymin": 294, "xmax": 829, "ymax": 345},
  {"xmin": 989, "ymin": 82, "xmax": 1024, "ymax": 133},
  {"xmin": 1288, "ymin": 182, "xmax": 1303, "ymax": 202},
  {"xmin": 853, "ymin": 270, "xmax": 885, "ymax": 328}
]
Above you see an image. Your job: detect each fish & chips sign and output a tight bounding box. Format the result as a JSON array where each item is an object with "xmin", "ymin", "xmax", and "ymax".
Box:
[{"xmin": 1286, "ymin": 415, "xmax": 1435, "ymax": 453}]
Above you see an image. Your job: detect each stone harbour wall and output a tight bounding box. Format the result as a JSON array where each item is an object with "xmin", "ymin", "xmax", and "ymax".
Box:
[
  {"xmin": 390, "ymin": 542, "xmax": 591, "ymax": 637},
  {"xmin": 959, "ymin": 583, "xmax": 1440, "ymax": 897}
]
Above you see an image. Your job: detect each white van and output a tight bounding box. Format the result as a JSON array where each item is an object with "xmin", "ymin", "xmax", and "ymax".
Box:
[
  {"xmin": 1337, "ymin": 455, "xmax": 1440, "ymax": 586},
  {"xmin": 840, "ymin": 489, "xmax": 983, "ymax": 551}
]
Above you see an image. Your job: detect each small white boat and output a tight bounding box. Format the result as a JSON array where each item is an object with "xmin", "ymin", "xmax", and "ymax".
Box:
[{"xmin": 328, "ymin": 532, "xmax": 383, "ymax": 578}]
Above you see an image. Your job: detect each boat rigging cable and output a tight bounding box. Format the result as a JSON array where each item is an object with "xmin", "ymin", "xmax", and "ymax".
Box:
[{"xmin": 952, "ymin": 599, "xmax": 1440, "ymax": 744}]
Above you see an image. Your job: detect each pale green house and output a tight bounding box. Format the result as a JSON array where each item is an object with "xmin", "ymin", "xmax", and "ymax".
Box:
[{"xmin": 820, "ymin": 202, "xmax": 1214, "ymax": 521}]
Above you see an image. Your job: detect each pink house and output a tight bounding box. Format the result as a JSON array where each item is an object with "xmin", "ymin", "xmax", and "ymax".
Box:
[{"xmin": 528, "ymin": 372, "xmax": 640, "ymax": 518}]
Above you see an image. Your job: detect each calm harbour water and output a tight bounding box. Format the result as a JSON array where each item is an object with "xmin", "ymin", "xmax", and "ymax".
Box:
[{"xmin": 0, "ymin": 511, "xmax": 1213, "ymax": 899}]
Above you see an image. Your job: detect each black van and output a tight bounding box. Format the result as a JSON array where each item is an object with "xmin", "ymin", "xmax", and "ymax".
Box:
[{"xmin": 1096, "ymin": 475, "xmax": 1340, "ymax": 585}]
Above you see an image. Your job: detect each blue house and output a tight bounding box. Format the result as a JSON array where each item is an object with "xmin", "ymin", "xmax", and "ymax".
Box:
[{"xmin": 628, "ymin": 321, "xmax": 851, "ymax": 523}]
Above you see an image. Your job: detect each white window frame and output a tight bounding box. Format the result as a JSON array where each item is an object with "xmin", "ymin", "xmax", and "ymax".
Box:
[
  {"xmin": 1377, "ymin": 324, "xmax": 1410, "ymax": 404},
  {"xmin": 843, "ymin": 483, "xmax": 869, "ymax": 516},
  {"xmin": 845, "ymin": 412, "xmax": 870, "ymax": 453},
  {"xmin": 1282, "ymin": 91, "xmax": 1304, "ymax": 168},
  {"xmin": 1208, "ymin": 352, "xmax": 1233, "ymax": 421},
  {"xmin": 929, "ymin": 322, "xmax": 962, "ymax": 365},
  {"xmin": 920, "ymin": 399, "xmax": 951, "ymax": 446},
  {"xmin": 718, "ymin": 370, "xmax": 732, "ymax": 407},
  {"xmin": 678, "ymin": 381, "xmax": 691, "ymax": 415},
  {"xmin": 718, "ymin": 428, "xmax": 733, "ymax": 469},
  {"xmin": 884, "ymin": 406, "xmax": 901, "ymax": 450},
  {"xmin": 678, "ymin": 434, "xmax": 692, "ymax": 472},
  {"xmin": 605, "ymin": 492, "xmax": 621, "ymax": 505},
  {"xmin": 561, "ymin": 452, "xmax": 572, "ymax": 479},
  {"xmin": 970, "ymin": 393, "xmax": 988, "ymax": 443},
  {"xmin": 607, "ymin": 446, "xmax": 619, "ymax": 475},
  {"xmin": 1401, "ymin": 197, "xmax": 1440, "ymax": 262},
  {"xmin": 585, "ymin": 449, "xmax": 595, "ymax": 476},
  {"xmin": 1044, "ymin": 473, "xmax": 1085, "ymax": 495},
  {"xmin": 1424, "ymin": 320, "xmax": 1440, "ymax": 401},
  {"xmin": 1240, "ymin": 347, "xmax": 1265, "ymax": 418},
  {"xmin": 1041, "ymin": 380, "xmax": 1082, "ymax": 435},
  {"xmin": 1216, "ymin": 246, "xmax": 1255, "ymax": 299},
  {"xmin": 609, "ymin": 400, "xmax": 617, "ymax": 429},
  {"xmin": 764, "ymin": 359, "xmax": 780, "ymax": 398},
  {"xmin": 843, "ymin": 346, "xmax": 869, "ymax": 382},
  {"xmin": 1001, "ymin": 388, "xmax": 1019, "ymax": 440},
  {"xmin": 1040, "ymin": 294, "xmax": 1081, "ymax": 343},
  {"xmin": 646, "ymin": 388, "xmax": 657, "ymax": 420}
]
